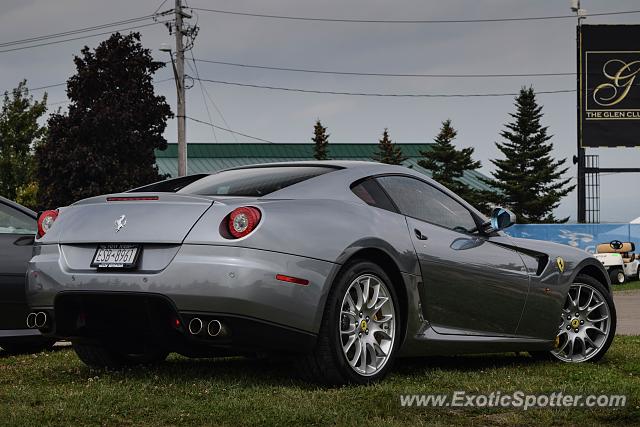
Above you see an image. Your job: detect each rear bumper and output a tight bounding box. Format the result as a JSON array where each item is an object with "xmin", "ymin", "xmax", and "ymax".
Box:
[
  {"xmin": 0, "ymin": 328, "xmax": 41, "ymax": 339},
  {"xmin": 27, "ymin": 244, "xmax": 340, "ymax": 338}
]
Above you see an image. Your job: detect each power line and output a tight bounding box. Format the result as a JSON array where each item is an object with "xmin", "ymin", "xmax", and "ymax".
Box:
[
  {"xmin": 194, "ymin": 77, "xmax": 574, "ymax": 98},
  {"xmin": 49, "ymin": 100, "xmax": 71, "ymax": 106},
  {"xmin": 2, "ymin": 77, "xmax": 174, "ymax": 100},
  {"xmin": 0, "ymin": 16, "xmax": 155, "ymax": 48},
  {"xmin": 186, "ymin": 54, "xmax": 218, "ymax": 143},
  {"xmin": 30, "ymin": 83, "xmax": 67, "ymax": 91},
  {"xmin": 193, "ymin": 58, "xmax": 573, "ymax": 78},
  {"xmin": 186, "ymin": 116, "xmax": 276, "ymax": 144},
  {"xmin": 152, "ymin": 0, "xmax": 170, "ymax": 15},
  {"xmin": 1, "ymin": 82, "xmax": 67, "ymax": 94},
  {"xmin": 188, "ymin": 55, "xmax": 239, "ymax": 143},
  {"xmin": 0, "ymin": 22, "xmax": 164, "ymax": 54},
  {"xmin": 191, "ymin": 7, "xmax": 640, "ymax": 24}
]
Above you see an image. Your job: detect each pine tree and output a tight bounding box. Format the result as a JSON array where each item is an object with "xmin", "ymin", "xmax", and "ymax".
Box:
[
  {"xmin": 312, "ymin": 120, "xmax": 329, "ymax": 160},
  {"xmin": 418, "ymin": 119, "xmax": 488, "ymax": 211},
  {"xmin": 36, "ymin": 32, "xmax": 172, "ymax": 208},
  {"xmin": 0, "ymin": 80, "xmax": 47, "ymax": 206},
  {"xmin": 372, "ymin": 128, "xmax": 407, "ymax": 165},
  {"xmin": 484, "ymin": 87, "xmax": 575, "ymax": 223}
]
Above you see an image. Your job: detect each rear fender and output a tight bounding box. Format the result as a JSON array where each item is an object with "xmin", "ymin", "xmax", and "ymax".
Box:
[{"xmin": 185, "ymin": 199, "xmax": 418, "ymax": 271}]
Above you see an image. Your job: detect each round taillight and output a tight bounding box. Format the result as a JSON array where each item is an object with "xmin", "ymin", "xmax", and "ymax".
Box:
[
  {"xmin": 228, "ymin": 207, "xmax": 261, "ymax": 238},
  {"xmin": 37, "ymin": 209, "xmax": 59, "ymax": 238}
]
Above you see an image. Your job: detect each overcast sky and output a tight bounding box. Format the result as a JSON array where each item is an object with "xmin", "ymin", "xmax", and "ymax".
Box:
[{"xmin": 2, "ymin": 0, "xmax": 640, "ymax": 222}]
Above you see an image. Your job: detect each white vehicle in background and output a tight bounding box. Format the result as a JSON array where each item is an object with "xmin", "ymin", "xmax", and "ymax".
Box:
[{"xmin": 594, "ymin": 241, "xmax": 640, "ymax": 285}]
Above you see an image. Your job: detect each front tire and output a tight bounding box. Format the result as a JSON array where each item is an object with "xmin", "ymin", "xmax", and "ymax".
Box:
[
  {"xmin": 531, "ymin": 274, "xmax": 616, "ymax": 363},
  {"xmin": 298, "ymin": 260, "xmax": 400, "ymax": 385},
  {"xmin": 73, "ymin": 342, "xmax": 168, "ymax": 369}
]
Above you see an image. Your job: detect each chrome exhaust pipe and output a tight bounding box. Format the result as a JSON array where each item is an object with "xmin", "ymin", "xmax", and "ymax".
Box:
[
  {"xmin": 188, "ymin": 317, "xmax": 203, "ymax": 335},
  {"xmin": 26, "ymin": 313, "xmax": 37, "ymax": 329},
  {"xmin": 207, "ymin": 319, "xmax": 228, "ymax": 337},
  {"xmin": 34, "ymin": 312, "xmax": 47, "ymax": 328}
]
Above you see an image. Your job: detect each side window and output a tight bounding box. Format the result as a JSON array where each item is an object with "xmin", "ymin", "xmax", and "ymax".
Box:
[
  {"xmin": 350, "ymin": 178, "xmax": 397, "ymax": 213},
  {"xmin": 376, "ymin": 176, "xmax": 478, "ymax": 233},
  {"xmin": 0, "ymin": 203, "xmax": 36, "ymax": 235}
]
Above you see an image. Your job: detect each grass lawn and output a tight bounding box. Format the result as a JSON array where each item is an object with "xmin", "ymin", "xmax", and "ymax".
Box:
[
  {"xmin": 1, "ymin": 337, "xmax": 638, "ymax": 426},
  {"xmin": 613, "ymin": 280, "xmax": 640, "ymax": 292}
]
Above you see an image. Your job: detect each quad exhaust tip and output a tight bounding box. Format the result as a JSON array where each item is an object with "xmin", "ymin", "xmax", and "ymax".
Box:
[
  {"xmin": 26, "ymin": 313, "xmax": 36, "ymax": 329},
  {"xmin": 188, "ymin": 317, "xmax": 203, "ymax": 335},
  {"xmin": 26, "ymin": 312, "xmax": 48, "ymax": 329},
  {"xmin": 207, "ymin": 319, "xmax": 228, "ymax": 337}
]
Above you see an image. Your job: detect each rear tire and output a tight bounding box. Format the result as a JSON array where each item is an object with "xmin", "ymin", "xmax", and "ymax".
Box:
[
  {"xmin": 73, "ymin": 342, "xmax": 168, "ymax": 369},
  {"xmin": 297, "ymin": 260, "xmax": 400, "ymax": 385},
  {"xmin": 609, "ymin": 269, "xmax": 625, "ymax": 285}
]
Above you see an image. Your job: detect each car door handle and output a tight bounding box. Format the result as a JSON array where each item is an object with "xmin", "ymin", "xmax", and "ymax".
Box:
[{"xmin": 414, "ymin": 229, "xmax": 428, "ymax": 240}]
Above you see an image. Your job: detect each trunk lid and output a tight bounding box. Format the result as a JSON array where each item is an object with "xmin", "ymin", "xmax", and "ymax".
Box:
[{"xmin": 52, "ymin": 193, "xmax": 214, "ymax": 244}]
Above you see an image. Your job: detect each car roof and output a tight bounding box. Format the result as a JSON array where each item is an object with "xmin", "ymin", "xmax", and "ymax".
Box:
[{"xmin": 220, "ymin": 160, "xmax": 385, "ymax": 172}]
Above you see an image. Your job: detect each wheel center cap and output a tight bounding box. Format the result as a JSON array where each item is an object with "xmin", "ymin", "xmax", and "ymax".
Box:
[
  {"xmin": 571, "ymin": 318, "xmax": 580, "ymax": 329},
  {"xmin": 360, "ymin": 319, "xmax": 368, "ymax": 332}
]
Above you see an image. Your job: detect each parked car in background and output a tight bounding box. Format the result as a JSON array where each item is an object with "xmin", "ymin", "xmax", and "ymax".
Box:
[
  {"xmin": 594, "ymin": 240, "xmax": 640, "ymax": 284},
  {"xmin": 27, "ymin": 162, "xmax": 615, "ymax": 384},
  {"xmin": 0, "ymin": 196, "xmax": 55, "ymax": 353}
]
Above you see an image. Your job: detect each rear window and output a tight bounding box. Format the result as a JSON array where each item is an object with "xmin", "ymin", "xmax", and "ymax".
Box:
[
  {"xmin": 128, "ymin": 174, "xmax": 209, "ymax": 193},
  {"xmin": 178, "ymin": 166, "xmax": 336, "ymax": 197}
]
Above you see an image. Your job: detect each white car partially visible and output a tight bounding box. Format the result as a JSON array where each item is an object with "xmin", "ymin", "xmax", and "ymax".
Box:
[{"xmin": 594, "ymin": 241, "xmax": 640, "ymax": 285}]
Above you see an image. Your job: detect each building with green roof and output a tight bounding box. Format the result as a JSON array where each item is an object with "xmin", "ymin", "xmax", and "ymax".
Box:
[{"xmin": 155, "ymin": 143, "xmax": 494, "ymax": 192}]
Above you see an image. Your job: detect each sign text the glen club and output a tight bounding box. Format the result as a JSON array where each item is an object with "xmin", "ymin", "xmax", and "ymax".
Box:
[{"xmin": 580, "ymin": 25, "xmax": 640, "ymax": 147}]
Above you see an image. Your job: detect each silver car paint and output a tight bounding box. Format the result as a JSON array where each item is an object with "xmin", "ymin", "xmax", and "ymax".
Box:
[
  {"xmin": 27, "ymin": 161, "xmax": 609, "ymax": 355},
  {"xmin": 29, "ymin": 244, "xmax": 337, "ymax": 334}
]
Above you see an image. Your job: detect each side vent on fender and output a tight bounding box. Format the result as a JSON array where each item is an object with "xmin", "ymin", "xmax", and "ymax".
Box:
[{"xmin": 535, "ymin": 255, "xmax": 549, "ymax": 276}]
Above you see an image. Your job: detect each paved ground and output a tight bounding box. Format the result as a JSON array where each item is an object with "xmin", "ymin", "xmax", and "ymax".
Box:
[{"xmin": 614, "ymin": 290, "xmax": 640, "ymax": 335}]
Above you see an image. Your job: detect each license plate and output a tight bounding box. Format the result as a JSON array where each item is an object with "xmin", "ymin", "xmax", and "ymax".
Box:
[{"xmin": 91, "ymin": 244, "xmax": 140, "ymax": 269}]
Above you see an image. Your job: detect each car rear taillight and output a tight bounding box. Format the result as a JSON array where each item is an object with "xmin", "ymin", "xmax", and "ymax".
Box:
[
  {"xmin": 228, "ymin": 207, "xmax": 261, "ymax": 238},
  {"xmin": 37, "ymin": 209, "xmax": 59, "ymax": 238}
]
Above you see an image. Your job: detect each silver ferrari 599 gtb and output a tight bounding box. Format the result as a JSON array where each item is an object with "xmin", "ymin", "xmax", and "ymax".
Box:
[{"xmin": 26, "ymin": 161, "xmax": 616, "ymax": 384}]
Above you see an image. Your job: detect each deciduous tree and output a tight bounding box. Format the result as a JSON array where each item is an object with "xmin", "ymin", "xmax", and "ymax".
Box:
[
  {"xmin": 36, "ymin": 32, "xmax": 172, "ymax": 208},
  {"xmin": 0, "ymin": 80, "xmax": 47, "ymax": 206}
]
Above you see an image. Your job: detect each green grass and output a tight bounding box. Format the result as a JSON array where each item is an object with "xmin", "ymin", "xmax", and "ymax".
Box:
[
  {"xmin": 613, "ymin": 280, "xmax": 640, "ymax": 292},
  {"xmin": 1, "ymin": 337, "xmax": 639, "ymax": 426}
]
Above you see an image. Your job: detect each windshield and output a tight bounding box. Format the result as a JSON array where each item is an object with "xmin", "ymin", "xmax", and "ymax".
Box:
[{"xmin": 178, "ymin": 166, "xmax": 337, "ymax": 197}]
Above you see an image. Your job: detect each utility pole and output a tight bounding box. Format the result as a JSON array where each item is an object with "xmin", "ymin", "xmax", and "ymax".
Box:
[
  {"xmin": 175, "ymin": 0, "xmax": 187, "ymax": 177},
  {"xmin": 158, "ymin": 0, "xmax": 196, "ymax": 176}
]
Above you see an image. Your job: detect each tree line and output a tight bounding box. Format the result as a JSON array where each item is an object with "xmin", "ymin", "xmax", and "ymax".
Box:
[
  {"xmin": 0, "ymin": 32, "xmax": 573, "ymax": 223},
  {"xmin": 311, "ymin": 87, "xmax": 574, "ymax": 223}
]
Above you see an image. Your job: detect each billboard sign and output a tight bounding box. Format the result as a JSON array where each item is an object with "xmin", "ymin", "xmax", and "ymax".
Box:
[{"xmin": 580, "ymin": 25, "xmax": 640, "ymax": 147}]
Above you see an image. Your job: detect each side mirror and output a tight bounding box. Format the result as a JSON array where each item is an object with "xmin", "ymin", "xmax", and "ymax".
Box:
[{"xmin": 490, "ymin": 207, "xmax": 516, "ymax": 231}]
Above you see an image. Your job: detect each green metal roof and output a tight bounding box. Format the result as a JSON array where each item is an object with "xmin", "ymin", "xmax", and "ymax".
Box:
[{"xmin": 155, "ymin": 143, "xmax": 494, "ymax": 192}]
